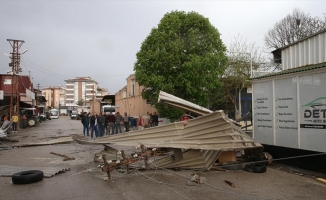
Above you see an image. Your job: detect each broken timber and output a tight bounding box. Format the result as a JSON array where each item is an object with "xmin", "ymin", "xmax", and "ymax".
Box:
[{"xmin": 50, "ymin": 152, "xmax": 75, "ymax": 161}]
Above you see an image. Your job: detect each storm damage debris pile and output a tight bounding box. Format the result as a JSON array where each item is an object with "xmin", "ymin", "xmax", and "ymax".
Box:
[
  {"xmin": 75, "ymin": 91, "xmax": 263, "ymax": 174},
  {"xmin": 94, "ymin": 145, "xmax": 123, "ymax": 162}
]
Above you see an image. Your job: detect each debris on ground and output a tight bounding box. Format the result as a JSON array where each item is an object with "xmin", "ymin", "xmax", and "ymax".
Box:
[
  {"xmin": 5, "ymin": 136, "xmax": 74, "ymax": 147},
  {"xmin": 188, "ymin": 174, "xmax": 206, "ymax": 185},
  {"xmin": 225, "ymin": 180, "xmax": 236, "ymax": 188},
  {"xmin": 316, "ymin": 178, "xmax": 326, "ymax": 184},
  {"xmin": 50, "ymin": 152, "xmax": 75, "ymax": 161}
]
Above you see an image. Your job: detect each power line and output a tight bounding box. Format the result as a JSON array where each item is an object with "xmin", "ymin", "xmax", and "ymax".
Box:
[
  {"xmin": 20, "ymin": 60, "xmax": 65, "ymax": 80},
  {"xmin": 20, "ymin": 57, "xmax": 68, "ymax": 80}
]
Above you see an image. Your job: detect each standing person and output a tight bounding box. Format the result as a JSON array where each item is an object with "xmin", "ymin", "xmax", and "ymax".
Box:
[
  {"xmin": 148, "ymin": 113, "xmax": 154, "ymax": 127},
  {"xmin": 90, "ymin": 112, "xmax": 98, "ymax": 140},
  {"xmin": 97, "ymin": 112, "xmax": 105, "ymax": 137},
  {"xmin": 123, "ymin": 112, "xmax": 130, "ymax": 132},
  {"xmin": 152, "ymin": 112, "xmax": 159, "ymax": 126},
  {"xmin": 81, "ymin": 112, "xmax": 89, "ymax": 137},
  {"xmin": 103, "ymin": 112, "xmax": 108, "ymax": 135},
  {"xmin": 138, "ymin": 114, "xmax": 144, "ymax": 130},
  {"xmin": 11, "ymin": 113, "xmax": 18, "ymax": 132},
  {"xmin": 115, "ymin": 112, "xmax": 123, "ymax": 134},
  {"xmin": 107, "ymin": 112, "xmax": 115, "ymax": 135}
]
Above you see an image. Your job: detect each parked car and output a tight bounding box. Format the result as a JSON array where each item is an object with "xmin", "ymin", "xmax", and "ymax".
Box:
[{"xmin": 70, "ymin": 110, "xmax": 80, "ymax": 120}]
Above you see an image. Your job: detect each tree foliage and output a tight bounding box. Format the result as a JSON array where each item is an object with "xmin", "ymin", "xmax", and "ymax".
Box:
[
  {"xmin": 134, "ymin": 11, "xmax": 228, "ymax": 120},
  {"xmin": 265, "ymin": 8, "xmax": 326, "ymax": 49},
  {"xmin": 76, "ymin": 99, "xmax": 84, "ymax": 106},
  {"xmin": 213, "ymin": 35, "xmax": 265, "ymax": 118}
]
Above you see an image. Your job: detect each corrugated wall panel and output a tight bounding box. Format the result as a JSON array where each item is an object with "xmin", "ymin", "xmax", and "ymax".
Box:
[{"xmin": 282, "ymin": 31, "xmax": 326, "ymax": 70}]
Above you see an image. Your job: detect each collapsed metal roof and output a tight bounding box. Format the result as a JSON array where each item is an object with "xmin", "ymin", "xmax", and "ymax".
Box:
[{"xmin": 75, "ymin": 91, "xmax": 263, "ymax": 170}]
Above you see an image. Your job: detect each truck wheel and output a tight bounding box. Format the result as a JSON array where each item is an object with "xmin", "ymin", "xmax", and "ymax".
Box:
[
  {"xmin": 12, "ymin": 170, "xmax": 44, "ymax": 184},
  {"xmin": 28, "ymin": 119, "xmax": 36, "ymax": 126}
]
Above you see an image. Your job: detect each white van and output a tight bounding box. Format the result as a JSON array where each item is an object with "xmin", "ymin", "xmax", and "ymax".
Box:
[{"xmin": 50, "ymin": 109, "xmax": 59, "ymax": 119}]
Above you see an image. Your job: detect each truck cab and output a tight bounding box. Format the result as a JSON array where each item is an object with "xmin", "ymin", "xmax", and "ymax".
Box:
[{"xmin": 70, "ymin": 110, "xmax": 78, "ymax": 119}]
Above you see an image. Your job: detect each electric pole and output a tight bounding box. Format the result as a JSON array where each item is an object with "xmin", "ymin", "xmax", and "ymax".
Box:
[
  {"xmin": 37, "ymin": 83, "xmax": 40, "ymax": 105},
  {"xmin": 7, "ymin": 39, "xmax": 24, "ymax": 121}
]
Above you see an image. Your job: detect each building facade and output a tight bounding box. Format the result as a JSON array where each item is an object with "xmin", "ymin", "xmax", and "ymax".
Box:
[
  {"xmin": 65, "ymin": 77, "xmax": 109, "ymax": 107},
  {"xmin": 64, "ymin": 77, "xmax": 98, "ymax": 106},
  {"xmin": 115, "ymin": 74, "xmax": 157, "ymax": 117},
  {"xmin": 41, "ymin": 86, "xmax": 66, "ymax": 109}
]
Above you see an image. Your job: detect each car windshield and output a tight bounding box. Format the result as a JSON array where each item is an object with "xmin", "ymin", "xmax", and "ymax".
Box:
[
  {"xmin": 51, "ymin": 110, "xmax": 58, "ymax": 116},
  {"xmin": 71, "ymin": 111, "xmax": 77, "ymax": 114}
]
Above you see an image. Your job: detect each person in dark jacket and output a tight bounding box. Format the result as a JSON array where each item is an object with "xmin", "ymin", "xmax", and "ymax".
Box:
[
  {"xmin": 107, "ymin": 112, "xmax": 115, "ymax": 135},
  {"xmin": 152, "ymin": 112, "xmax": 159, "ymax": 126},
  {"xmin": 123, "ymin": 112, "xmax": 130, "ymax": 132},
  {"xmin": 115, "ymin": 112, "xmax": 123, "ymax": 134},
  {"xmin": 103, "ymin": 112, "xmax": 108, "ymax": 135},
  {"xmin": 97, "ymin": 112, "xmax": 105, "ymax": 137},
  {"xmin": 81, "ymin": 112, "xmax": 89, "ymax": 136},
  {"xmin": 90, "ymin": 112, "xmax": 98, "ymax": 140}
]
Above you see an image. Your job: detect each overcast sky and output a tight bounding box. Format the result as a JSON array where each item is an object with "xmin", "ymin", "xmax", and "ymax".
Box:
[{"xmin": 0, "ymin": 0, "xmax": 325, "ymax": 94}]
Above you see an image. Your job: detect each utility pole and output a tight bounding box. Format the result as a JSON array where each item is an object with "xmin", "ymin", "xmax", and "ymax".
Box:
[
  {"xmin": 37, "ymin": 83, "xmax": 40, "ymax": 105},
  {"xmin": 7, "ymin": 39, "xmax": 24, "ymax": 121}
]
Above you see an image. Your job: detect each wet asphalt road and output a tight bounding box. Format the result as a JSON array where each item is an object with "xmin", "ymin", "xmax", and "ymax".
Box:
[{"xmin": 0, "ymin": 116, "xmax": 326, "ymax": 200}]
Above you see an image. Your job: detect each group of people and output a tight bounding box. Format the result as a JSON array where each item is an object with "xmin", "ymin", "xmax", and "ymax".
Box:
[
  {"xmin": 81, "ymin": 111, "xmax": 131, "ymax": 140},
  {"xmin": 147, "ymin": 112, "xmax": 159, "ymax": 127},
  {"xmin": 81, "ymin": 111, "xmax": 160, "ymax": 140}
]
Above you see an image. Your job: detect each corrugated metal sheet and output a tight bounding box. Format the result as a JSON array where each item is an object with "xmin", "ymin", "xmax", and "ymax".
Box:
[
  {"xmin": 282, "ymin": 31, "xmax": 326, "ymax": 70},
  {"xmin": 75, "ymin": 110, "xmax": 262, "ymax": 151},
  {"xmin": 251, "ymin": 63, "xmax": 326, "ymax": 80},
  {"xmin": 8, "ymin": 136, "xmax": 74, "ymax": 147},
  {"xmin": 76, "ymin": 91, "xmax": 263, "ymax": 170},
  {"xmin": 153, "ymin": 150, "xmax": 222, "ymax": 170},
  {"xmin": 158, "ymin": 91, "xmax": 213, "ymax": 116}
]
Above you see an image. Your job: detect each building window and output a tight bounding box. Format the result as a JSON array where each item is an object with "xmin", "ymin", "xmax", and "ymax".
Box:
[
  {"xmin": 123, "ymin": 89, "xmax": 126, "ymax": 98},
  {"xmin": 131, "ymin": 80, "xmax": 135, "ymax": 96}
]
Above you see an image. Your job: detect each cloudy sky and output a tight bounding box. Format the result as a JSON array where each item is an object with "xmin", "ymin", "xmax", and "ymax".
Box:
[{"xmin": 0, "ymin": 0, "xmax": 325, "ymax": 94}]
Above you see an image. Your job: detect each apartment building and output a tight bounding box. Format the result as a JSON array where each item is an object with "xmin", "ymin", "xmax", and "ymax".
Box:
[
  {"xmin": 64, "ymin": 77, "xmax": 109, "ymax": 107},
  {"xmin": 41, "ymin": 86, "xmax": 66, "ymax": 109}
]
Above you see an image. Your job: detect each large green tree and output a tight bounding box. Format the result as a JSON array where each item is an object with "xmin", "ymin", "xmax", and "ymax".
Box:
[{"xmin": 134, "ymin": 11, "xmax": 228, "ymax": 120}]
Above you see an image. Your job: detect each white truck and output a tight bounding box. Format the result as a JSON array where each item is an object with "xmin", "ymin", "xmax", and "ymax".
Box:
[{"xmin": 71, "ymin": 106, "xmax": 90, "ymax": 120}]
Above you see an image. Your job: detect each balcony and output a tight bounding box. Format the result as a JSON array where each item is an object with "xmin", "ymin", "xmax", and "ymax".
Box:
[
  {"xmin": 66, "ymin": 98, "xmax": 74, "ymax": 101},
  {"xmin": 66, "ymin": 88, "xmax": 74, "ymax": 90}
]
